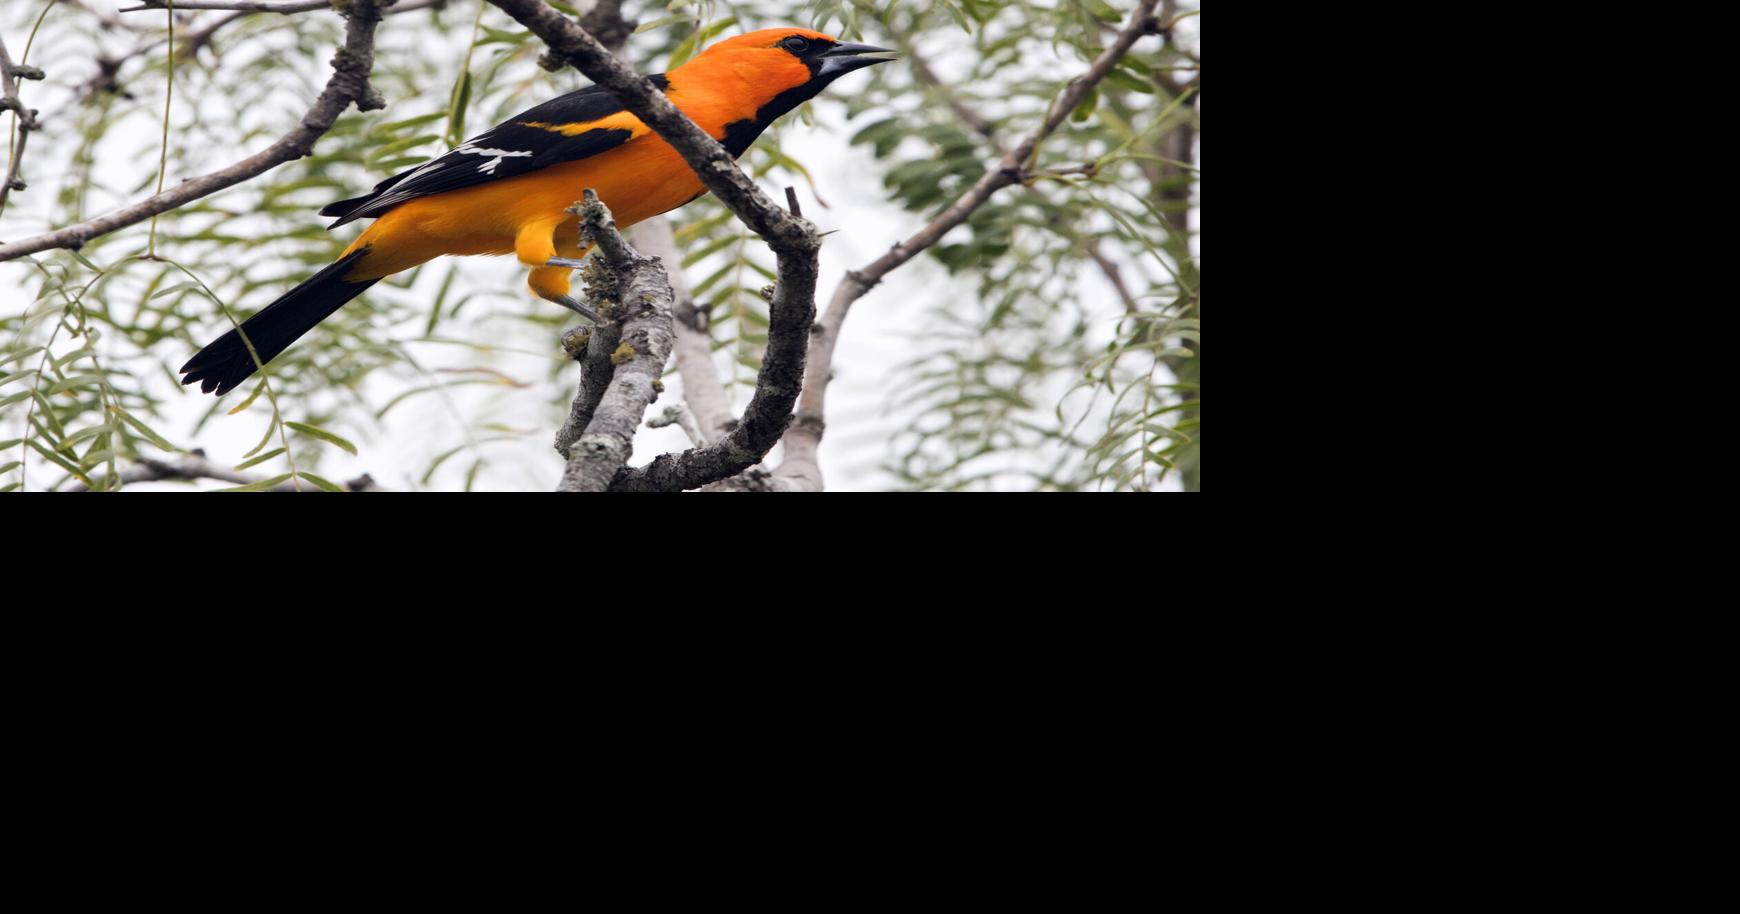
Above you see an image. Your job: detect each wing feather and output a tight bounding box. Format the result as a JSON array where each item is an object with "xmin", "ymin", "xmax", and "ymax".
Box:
[{"xmin": 321, "ymin": 77, "xmax": 667, "ymax": 227}]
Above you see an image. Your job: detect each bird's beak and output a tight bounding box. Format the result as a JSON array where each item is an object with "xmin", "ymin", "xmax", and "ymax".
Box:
[{"xmin": 817, "ymin": 42, "xmax": 900, "ymax": 79}]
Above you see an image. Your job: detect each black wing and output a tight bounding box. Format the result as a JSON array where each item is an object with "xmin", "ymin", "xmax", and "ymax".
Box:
[{"xmin": 321, "ymin": 76, "xmax": 669, "ymax": 227}]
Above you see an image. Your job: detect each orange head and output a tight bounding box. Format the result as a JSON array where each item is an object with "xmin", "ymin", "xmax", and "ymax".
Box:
[{"xmin": 673, "ymin": 28, "xmax": 898, "ymax": 144}]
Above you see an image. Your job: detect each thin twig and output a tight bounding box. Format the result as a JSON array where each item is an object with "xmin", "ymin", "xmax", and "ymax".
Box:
[
  {"xmin": 909, "ymin": 50, "xmax": 1142, "ymax": 314},
  {"xmin": 554, "ymin": 312, "xmax": 623, "ymax": 457},
  {"xmin": 64, "ymin": 450, "xmax": 385, "ymax": 491},
  {"xmin": 905, "ymin": 45, "xmax": 1141, "ymax": 315},
  {"xmin": 116, "ymin": 0, "xmax": 448, "ymax": 14},
  {"xmin": 0, "ymin": 34, "xmax": 43, "ymax": 216},
  {"xmin": 646, "ymin": 404, "xmax": 706, "ymax": 446},
  {"xmin": 772, "ymin": 0, "xmax": 1164, "ymax": 489},
  {"xmin": 120, "ymin": 0, "xmax": 349, "ymax": 13},
  {"xmin": 577, "ymin": 0, "xmax": 634, "ymax": 50},
  {"xmin": 0, "ymin": 0, "xmax": 390, "ymax": 261}
]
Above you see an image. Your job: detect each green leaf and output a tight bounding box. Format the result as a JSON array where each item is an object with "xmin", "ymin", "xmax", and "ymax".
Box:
[
  {"xmin": 227, "ymin": 379, "xmax": 266, "ymax": 415},
  {"xmin": 58, "ymin": 423, "xmax": 115, "ymax": 451},
  {"xmin": 0, "ymin": 347, "xmax": 44, "ymax": 368},
  {"xmin": 443, "ymin": 72, "xmax": 471, "ymax": 145},
  {"xmin": 668, "ymin": 15, "xmax": 737, "ymax": 68},
  {"xmin": 47, "ymin": 374, "xmax": 106, "ymax": 394},
  {"xmin": 296, "ymin": 472, "xmax": 346, "ymax": 493},
  {"xmin": 26, "ymin": 439, "xmax": 90, "ymax": 485},
  {"xmin": 1117, "ymin": 55, "xmax": 1154, "ymax": 77},
  {"xmin": 149, "ymin": 282, "xmax": 205, "ymax": 301},
  {"xmin": 285, "ymin": 421, "xmax": 358, "ymax": 456},
  {"xmin": 368, "ymin": 134, "xmax": 443, "ymax": 164},
  {"xmin": 635, "ymin": 13, "xmax": 693, "ymax": 33},
  {"xmin": 52, "ymin": 346, "xmax": 95, "ymax": 370},
  {"xmin": 240, "ymin": 420, "xmax": 278, "ymax": 459},
  {"xmin": 1071, "ymin": 88, "xmax": 1100, "ymax": 123},
  {"xmin": 215, "ymin": 473, "xmax": 295, "ymax": 493},
  {"xmin": 425, "ymin": 265, "xmax": 460, "ymax": 336},
  {"xmin": 114, "ymin": 408, "xmax": 177, "ymax": 453},
  {"xmin": 67, "ymin": 249, "xmax": 104, "ymax": 272},
  {"xmin": 234, "ymin": 448, "xmax": 286, "ymax": 471},
  {"xmin": 376, "ymin": 111, "xmax": 447, "ymax": 132},
  {"xmin": 1105, "ymin": 70, "xmax": 1156, "ymax": 95}
]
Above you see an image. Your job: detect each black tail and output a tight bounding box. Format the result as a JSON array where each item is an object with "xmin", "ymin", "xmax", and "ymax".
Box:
[{"xmin": 180, "ymin": 249, "xmax": 378, "ymax": 396}]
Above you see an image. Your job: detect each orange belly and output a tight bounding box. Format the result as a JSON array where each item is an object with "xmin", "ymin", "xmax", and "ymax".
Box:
[{"xmin": 339, "ymin": 134, "xmax": 706, "ymax": 280}]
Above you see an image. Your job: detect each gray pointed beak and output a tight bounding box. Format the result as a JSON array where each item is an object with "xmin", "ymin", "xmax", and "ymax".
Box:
[{"xmin": 817, "ymin": 42, "xmax": 900, "ymax": 79}]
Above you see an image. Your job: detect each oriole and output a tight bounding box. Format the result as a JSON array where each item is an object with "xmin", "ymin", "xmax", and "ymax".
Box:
[{"xmin": 180, "ymin": 28, "xmax": 894, "ymax": 395}]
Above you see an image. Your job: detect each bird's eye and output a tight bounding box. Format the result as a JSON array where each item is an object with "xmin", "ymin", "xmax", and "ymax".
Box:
[{"xmin": 782, "ymin": 36, "xmax": 810, "ymax": 53}]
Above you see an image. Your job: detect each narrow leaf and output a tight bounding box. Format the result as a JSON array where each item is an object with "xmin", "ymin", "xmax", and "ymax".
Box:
[{"xmin": 285, "ymin": 421, "xmax": 358, "ymax": 456}]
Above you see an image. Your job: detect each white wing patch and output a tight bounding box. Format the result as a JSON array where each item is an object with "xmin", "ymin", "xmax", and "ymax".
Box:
[
  {"xmin": 353, "ymin": 137, "xmax": 536, "ymax": 213},
  {"xmin": 458, "ymin": 143, "xmax": 533, "ymax": 174}
]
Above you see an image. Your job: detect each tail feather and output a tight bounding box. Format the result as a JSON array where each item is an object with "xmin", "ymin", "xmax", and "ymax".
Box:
[{"xmin": 180, "ymin": 249, "xmax": 378, "ymax": 396}]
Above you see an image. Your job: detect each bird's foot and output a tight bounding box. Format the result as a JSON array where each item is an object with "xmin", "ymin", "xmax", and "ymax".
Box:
[{"xmin": 545, "ymin": 257, "xmax": 588, "ymax": 269}]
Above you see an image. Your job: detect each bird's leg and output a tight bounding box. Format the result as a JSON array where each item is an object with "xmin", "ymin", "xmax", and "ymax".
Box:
[
  {"xmin": 517, "ymin": 219, "xmax": 603, "ymax": 322},
  {"xmin": 529, "ymin": 266, "xmax": 600, "ymax": 323},
  {"xmin": 551, "ymin": 294, "xmax": 601, "ymax": 323},
  {"xmin": 546, "ymin": 292, "xmax": 601, "ymax": 323},
  {"xmin": 514, "ymin": 217, "xmax": 564, "ymax": 268}
]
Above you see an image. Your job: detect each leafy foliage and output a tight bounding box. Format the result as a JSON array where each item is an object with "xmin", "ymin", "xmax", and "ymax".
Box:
[{"xmin": 820, "ymin": 1, "xmax": 1199, "ymax": 490}]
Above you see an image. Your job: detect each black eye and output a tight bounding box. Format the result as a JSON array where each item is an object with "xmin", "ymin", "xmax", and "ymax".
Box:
[{"xmin": 782, "ymin": 36, "xmax": 810, "ymax": 53}]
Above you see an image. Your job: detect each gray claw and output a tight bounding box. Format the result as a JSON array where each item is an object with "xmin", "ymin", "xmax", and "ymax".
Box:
[
  {"xmin": 556, "ymin": 295, "xmax": 601, "ymax": 323},
  {"xmin": 546, "ymin": 257, "xmax": 588, "ymax": 269}
]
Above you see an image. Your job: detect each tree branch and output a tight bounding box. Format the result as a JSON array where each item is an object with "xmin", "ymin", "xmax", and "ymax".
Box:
[
  {"xmin": 64, "ymin": 450, "xmax": 385, "ymax": 491},
  {"xmin": 556, "ymin": 191, "xmax": 676, "ymax": 492},
  {"xmin": 117, "ymin": 0, "xmax": 448, "ymax": 16},
  {"xmin": 0, "ymin": 0, "xmax": 391, "ymax": 262},
  {"xmin": 553, "ymin": 308, "xmax": 623, "ymax": 457},
  {"xmin": 773, "ymin": 0, "xmax": 1164, "ymax": 489},
  {"xmin": 905, "ymin": 47, "xmax": 1141, "ymax": 315},
  {"xmin": 581, "ymin": 0, "xmax": 735, "ymax": 446},
  {"xmin": 608, "ymin": 192, "xmax": 816, "ymax": 491},
  {"xmin": 576, "ymin": 0, "xmax": 634, "ymax": 51},
  {"xmin": 0, "ymin": 34, "xmax": 43, "ymax": 216},
  {"xmin": 488, "ymin": 0, "xmax": 823, "ymax": 492},
  {"xmin": 646, "ymin": 403, "xmax": 706, "ymax": 446},
  {"xmin": 631, "ymin": 219, "xmax": 735, "ymax": 442},
  {"xmin": 119, "ymin": 0, "xmax": 351, "ymax": 13}
]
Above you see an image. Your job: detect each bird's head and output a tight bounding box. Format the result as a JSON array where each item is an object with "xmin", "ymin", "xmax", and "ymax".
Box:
[{"xmin": 686, "ymin": 27, "xmax": 899, "ymax": 102}]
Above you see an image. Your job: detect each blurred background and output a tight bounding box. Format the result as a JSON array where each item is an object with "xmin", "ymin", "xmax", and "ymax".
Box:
[{"xmin": 0, "ymin": 0, "xmax": 1198, "ymax": 491}]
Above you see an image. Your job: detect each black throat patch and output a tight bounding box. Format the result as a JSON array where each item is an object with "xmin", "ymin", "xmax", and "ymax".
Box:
[
  {"xmin": 719, "ymin": 79, "xmax": 842, "ymax": 158},
  {"xmin": 718, "ymin": 39, "xmax": 846, "ymax": 158}
]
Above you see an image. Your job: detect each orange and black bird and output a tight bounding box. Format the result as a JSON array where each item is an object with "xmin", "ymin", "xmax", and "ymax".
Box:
[{"xmin": 180, "ymin": 28, "xmax": 895, "ymax": 395}]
